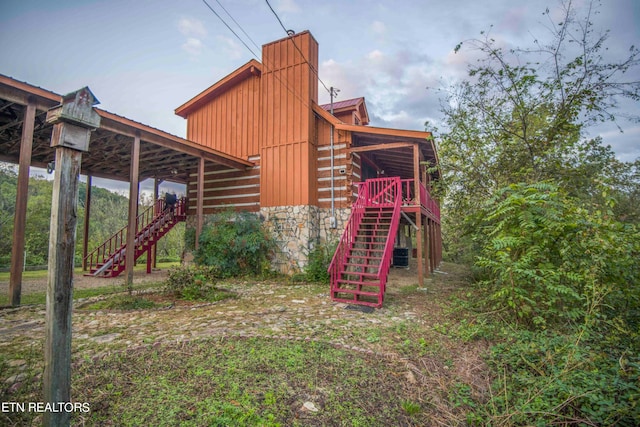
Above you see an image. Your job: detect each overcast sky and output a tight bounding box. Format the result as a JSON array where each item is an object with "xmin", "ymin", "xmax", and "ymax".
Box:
[{"xmin": 1, "ymin": 0, "xmax": 638, "ymax": 194}]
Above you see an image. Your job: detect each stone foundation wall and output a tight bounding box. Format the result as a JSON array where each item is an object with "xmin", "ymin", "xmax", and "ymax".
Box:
[
  {"xmin": 260, "ymin": 205, "xmax": 320, "ymax": 274},
  {"xmin": 185, "ymin": 205, "xmax": 354, "ymax": 274},
  {"xmin": 317, "ymin": 207, "xmax": 351, "ymax": 245}
]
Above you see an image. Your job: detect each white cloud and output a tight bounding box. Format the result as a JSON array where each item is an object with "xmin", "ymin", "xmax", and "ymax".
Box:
[
  {"xmin": 216, "ymin": 35, "xmax": 243, "ymax": 60},
  {"xmin": 371, "ymin": 20, "xmax": 386, "ymax": 35},
  {"xmin": 178, "ymin": 17, "xmax": 207, "ymax": 38},
  {"xmin": 182, "ymin": 38, "xmax": 204, "ymax": 56},
  {"xmin": 278, "ymin": 0, "xmax": 300, "ymax": 13}
]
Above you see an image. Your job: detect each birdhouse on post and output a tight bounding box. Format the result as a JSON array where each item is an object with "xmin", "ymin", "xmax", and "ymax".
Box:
[
  {"xmin": 42, "ymin": 87, "xmax": 100, "ymax": 427},
  {"xmin": 46, "ymin": 86, "xmax": 100, "ymax": 151}
]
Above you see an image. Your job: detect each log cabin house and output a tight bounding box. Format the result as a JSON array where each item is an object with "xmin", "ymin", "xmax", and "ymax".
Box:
[{"xmin": 1, "ymin": 30, "xmax": 441, "ymax": 308}]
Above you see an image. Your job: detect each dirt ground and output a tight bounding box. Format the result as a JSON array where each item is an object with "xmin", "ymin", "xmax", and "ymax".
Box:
[
  {"xmin": 3, "ymin": 268, "xmax": 171, "ymax": 296},
  {"xmin": 6, "ymin": 258, "xmax": 430, "ymax": 296},
  {"xmin": 1, "ymin": 258, "xmax": 489, "ymax": 424}
]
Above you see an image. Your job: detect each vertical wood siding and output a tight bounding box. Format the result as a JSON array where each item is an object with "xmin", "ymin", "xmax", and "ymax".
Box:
[
  {"xmin": 260, "ymin": 32, "xmax": 318, "ymax": 207},
  {"xmin": 185, "ymin": 74, "xmax": 261, "ymax": 160}
]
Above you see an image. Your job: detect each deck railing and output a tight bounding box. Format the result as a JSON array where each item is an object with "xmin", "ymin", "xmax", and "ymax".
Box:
[
  {"xmin": 84, "ymin": 197, "xmax": 186, "ymax": 275},
  {"xmin": 328, "ymin": 177, "xmax": 402, "ymax": 303},
  {"xmin": 328, "ymin": 182, "xmax": 368, "ymax": 289},
  {"xmin": 375, "ymin": 178, "xmax": 402, "ymax": 297},
  {"xmin": 400, "ymin": 179, "xmax": 440, "ymax": 222}
]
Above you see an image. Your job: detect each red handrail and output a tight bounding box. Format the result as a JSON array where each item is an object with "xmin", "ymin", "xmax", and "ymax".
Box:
[
  {"xmin": 329, "ymin": 177, "xmax": 402, "ymax": 306},
  {"xmin": 400, "ymin": 179, "xmax": 440, "ymax": 222},
  {"xmin": 84, "ymin": 197, "xmax": 186, "ymax": 275},
  {"xmin": 374, "ymin": 178, "xmax": 401, "ymax": 300},
  {"xmin": 328, "ymin": 184, "xmax": 367, "ymax": 289}
]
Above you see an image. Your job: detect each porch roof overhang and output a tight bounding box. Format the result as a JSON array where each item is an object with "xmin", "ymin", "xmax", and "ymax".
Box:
[
  {"xmin": 0, "ymin": 74, "xmax": 253, "ymax": 185},
  {"xmin": 336, "ymin": 122, "xmax": 441, "ymax": 181}
]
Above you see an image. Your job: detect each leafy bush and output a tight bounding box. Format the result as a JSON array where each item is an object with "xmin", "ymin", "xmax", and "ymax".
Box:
[
  {"xmin": 195, "ymin": 211, "xmax": 275, "ymax": 278},
  {"xmin": 481, "ymin": 329, "xmax": 640, "ymax": 425},
  {"xmin": 468, "ymin": 181, "xmax": 640, "ymax": 425},
  {"xmin": 475, "ymin": 182, "xmax": 640, "ymax": 330},
  {"xmin": 164, "ymin": 265, "xmax": 220, "ymax": 301},
  {"xmin": 305, "ymin": 242, "xmax": 336, "ymax": 283}
]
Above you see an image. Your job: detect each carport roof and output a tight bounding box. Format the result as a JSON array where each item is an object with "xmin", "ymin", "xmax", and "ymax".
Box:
[{"xmin": 0, "ymin": 74, "xmax": 253, "ymax": 184}]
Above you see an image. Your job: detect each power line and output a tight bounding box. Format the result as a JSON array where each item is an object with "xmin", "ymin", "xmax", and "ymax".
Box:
[
  {"xmin": 212, "ymin": 0, "xmax": 262, "ymax": 53},
  {"xmin": 200, "ymin": 0, "xmax": 314, "ymax": 110},
  {"xmin": 264, "ymin": 0, "xmax": 289, "ymax": 35},
  {"xmin": 263, "ymin": 0, "xmax": 332, "ymax": 95},
  {"xmin": 201, "ymin": 0, "xmax": 260, "ymax": 59}
]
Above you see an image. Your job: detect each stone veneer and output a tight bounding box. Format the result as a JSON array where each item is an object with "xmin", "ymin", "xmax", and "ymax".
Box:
[
  {"xmin": 260, "ymin": 205, "xmax": 320, "ymax": 274},
  {"xmin": 317, "ymin": 207, "xmax": 351, "ymax": 244},
  {"xmin": 185, "ymin": 206, "xmax": 354, "ymax": 274}
]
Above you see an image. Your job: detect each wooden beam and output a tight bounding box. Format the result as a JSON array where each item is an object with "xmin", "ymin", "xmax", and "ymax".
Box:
[
  {"xmin": 424, "ymin": 218, "xmax": 430, "ymax": 276},
  {"xmin": 0, "ymin": 76, "xmax": 61, "ymax": 111},
  {"xmin": 43, "ymin": 88, "xmax": 98, "ymax": 424},
  {"xmin": 96, "ymin": 110, "xmax": 252, "ymax": 170},
  {"xmin": 125, "ymin": 132, "xmax": 141, "ymax": 291},
  {"xmin": 43, "ymin": 141, "xmax": 83, "ymax": 427},
  {"xmin": 82, "ymin": 175, "xmax": 92, "ymax": 271},
  {"xmin": 152, "ymin": 178, "xmax": 160, "ymax": 270},
  {"xmin": 414, "ymin": 143, "xmax": 423, "ymax": 287},
  {"xmin": 9, "ymin": 99, "xmax": 35, "ymax": 306},
  {"xmin": 196, "ymin": 157, "xmax": 205, "ymax": 250},
  {"xmin": 348, "ymin": 141, "xmax": 414, "ymax": 153}
]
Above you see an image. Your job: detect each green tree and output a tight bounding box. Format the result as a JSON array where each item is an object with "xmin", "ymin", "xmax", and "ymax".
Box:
[
  {"xmin": 0, "ymin": 164, "xmax": 17, "ymax": 265},
  {"xmin": 437, "ymin": 0, "xmax": 640, "ymax": 254}
]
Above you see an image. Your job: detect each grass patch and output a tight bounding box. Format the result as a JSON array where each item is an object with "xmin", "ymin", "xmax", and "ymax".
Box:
[
  {"xmin": 0, "ymin": 282, "xmax": 162, "ymax": 306},
  {"xmin": 81, "ymin": 295, "xmax": 167, "ymax": 310},
  {"xmin": 3, "ymin": 337, "xmax": 429, "ymax": 426},
  {"xmin": 0, "ymin": 262, "xmax": 180, "ymax": 282}
]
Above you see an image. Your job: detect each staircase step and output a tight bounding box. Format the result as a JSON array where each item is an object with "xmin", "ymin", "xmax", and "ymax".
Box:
[
  {"xmin": 344, "ymin": 262, "xmax": 380, "ymax": 270},
  {"xmin": 331, "ymin": 288, "xmax": 380, "ymax": 297},
  {"xmin": 331, "ymin": 296, "xmax": 382, "ymax": 308},
  {"xmin": 336, "ymin": 279, "xmax": 382, "ymax": 287}
]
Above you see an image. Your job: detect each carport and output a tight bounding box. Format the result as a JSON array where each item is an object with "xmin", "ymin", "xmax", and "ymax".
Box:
[{"xmin": 0, "ymin": 74, "xmax": 252, "ymax": 306}]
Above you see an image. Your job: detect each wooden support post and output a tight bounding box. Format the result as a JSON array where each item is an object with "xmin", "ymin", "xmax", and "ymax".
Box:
[
  {"xmin": 125, "ymin": 132, "xmax": 141, "ymax": 292},
  {"xmin": 436, "ymin": 223, "xmax": 442, "ymax": 266},
  {"xmin": 9, "ymin": 98, "xmax": 36, "ymax": 306},
  {"xmin": 43, "ymin": 87, "xmax": 100, "ymax": 427},
  {"xmin": 413, "ymin": 144, "xmax": 423, "ymax": 287},
  {"xmin": 196, "ymin": 157, "xmax": 205, "ymax": 250},
  {"xmin": 82, "ymin": 175, "xmax": 92, "ymax": 271},
  {"xmin": 146, "ymin": 246, "xmax": 152, "ymax": 274},
  {"xmin": 152, "ymin": 178, "xmax": 159, "ymax": 269},
  {"xmin": 423, "ymin": 218, "xmax": 429, "ymax": 276},
  {"xmin": 433, "ymin": 220, "xmax": 437, "ymax": 273}
]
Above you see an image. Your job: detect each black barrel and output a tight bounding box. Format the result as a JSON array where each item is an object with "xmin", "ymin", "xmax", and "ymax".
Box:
[{"xmin": 393, "ymin": 248, "xmax": 409, "ymax": 267}]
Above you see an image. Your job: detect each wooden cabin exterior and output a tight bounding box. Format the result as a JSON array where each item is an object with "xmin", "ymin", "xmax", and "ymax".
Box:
[
  {"xmin": 175, "ymin": 31, "xmax": 442, "ymax": 282},
  {"xmin": 1, "ymin": 30, "xmax": 441, "ymax": 307}
]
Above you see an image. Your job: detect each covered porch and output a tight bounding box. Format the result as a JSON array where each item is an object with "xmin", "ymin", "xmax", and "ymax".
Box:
[{"xmin": 340, "ymin": 123, "xmax": 442, "ymax": 288}]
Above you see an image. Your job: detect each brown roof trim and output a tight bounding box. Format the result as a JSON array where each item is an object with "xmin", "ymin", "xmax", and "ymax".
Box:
[
  {"xmin": 312, "ymin": 102, "xmax": 341, "ymax": 125},
  {"xmin": 336, "ymin": 122, "xmax": 432, "ymax": 140},
  {"xmin": 319, "ymin": 97, "xmax": 370, "ymax": 126},
  {"xmin": 175, "ymin": 59, "xmax": 262, "ymax": 118},
  {"xmin": 0, "ymin": 74, "xmax": 61, "ymax": 111}
]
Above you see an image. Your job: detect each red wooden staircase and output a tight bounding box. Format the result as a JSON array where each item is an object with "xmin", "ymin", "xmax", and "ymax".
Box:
[
  {"xmin": 329, "ymin": 177, "xmax": 402, "ymax": 308},
  {"xmin": 84, "ymin": 197, "xmax": 187, "ymax": 277}
]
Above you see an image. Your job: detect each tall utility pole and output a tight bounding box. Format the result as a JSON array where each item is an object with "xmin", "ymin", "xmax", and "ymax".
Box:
[
  {"xmin": 43, "ymin": 87, "xmax": 100, "ymax": 427},
  {"xmin": 329, "ymin": 86, "xmax": 339, "ymax": 228}
]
